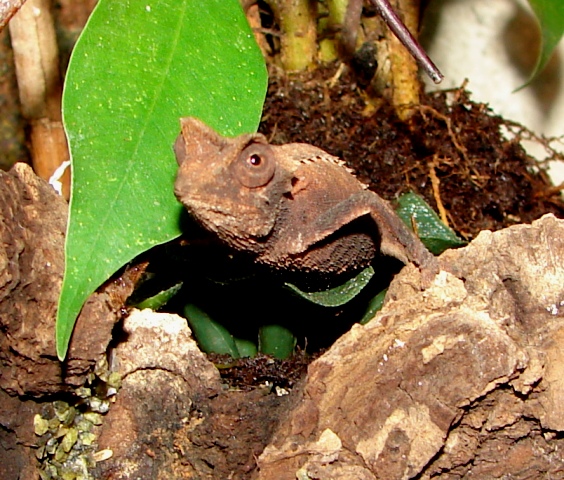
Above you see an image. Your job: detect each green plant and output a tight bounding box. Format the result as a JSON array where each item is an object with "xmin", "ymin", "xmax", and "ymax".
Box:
[
  {"xmin": 526, "ymin": 0, "xmax": 564, "ymax": 84},
  {"xmin": 263, "ymin": 0, "xmax": 563, "ymax": 113}
]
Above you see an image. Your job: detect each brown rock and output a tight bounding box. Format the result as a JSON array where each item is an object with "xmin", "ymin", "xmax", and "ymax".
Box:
[
  {"xmin": 0, "ymin": 163, "xmax": 135, "ymax": 396},
  {"xmin": 0, "ymin": 163, "xmax": 67, "ymax": 396},
  {"xmin": 95, "ymin": 309, "xmax": 285, "ymax": 479}
]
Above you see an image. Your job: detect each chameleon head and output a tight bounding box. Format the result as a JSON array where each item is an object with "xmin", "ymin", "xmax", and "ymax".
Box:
[{"xmin": 173, "ymin": 117, "xmax": 289, "ymax": 250}]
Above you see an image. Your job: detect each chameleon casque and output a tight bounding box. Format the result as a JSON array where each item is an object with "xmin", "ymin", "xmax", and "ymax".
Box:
[{"xmin": 174, "ymin": 117, "xmax": 438, "ymax": 287}]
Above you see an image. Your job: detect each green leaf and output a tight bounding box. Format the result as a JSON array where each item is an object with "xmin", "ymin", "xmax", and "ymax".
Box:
[
  {"xmin": 57, "ymin": 0, "xmax": 267, "ymax": 359},
  {"xmin": 134, "ymin": 282, "xmax": 183, "ymax": 311},
  {"xmin": 359, "ymin": 288, "xmax": 387, "ymax": 325},
  {"xmin": 285, "ymin": 266, "xmax": 375, "ymax": 307},
  {"xmin": 395, "ymin": 192, "xmax": 465, "ymax": 255},
  {"xmin": 524, "ymin": 0, "xmax": 564, "ymax": 84},
  {"xmin": 234, "ymin": 338, "xmax": 258, "ymax": 358},
  {"xmin": 184, "ymin": 304, "xmax": 240, "ymax": 358},
  {"xmin": 258, "ymin": 325, "xmax": 297, "ymax": 359}
]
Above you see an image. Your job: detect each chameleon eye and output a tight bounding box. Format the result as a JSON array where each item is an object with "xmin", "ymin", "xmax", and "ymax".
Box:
[
  {"xmin": 233, "ymin": 143, "xmax": 275, "ymax": 188},
  {"xmin": 248, "ymin": 153, "xmax": 262, "ymax": 166}
]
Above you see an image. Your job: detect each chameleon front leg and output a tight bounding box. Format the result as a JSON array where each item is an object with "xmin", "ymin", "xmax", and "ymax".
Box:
[
  {"xmin": 362, "ymin": 191, "xmax": 439, "ymax": 285},
  {"xmin": 286, "ymin": 190, "xmax": 438, "ymax": 285}
]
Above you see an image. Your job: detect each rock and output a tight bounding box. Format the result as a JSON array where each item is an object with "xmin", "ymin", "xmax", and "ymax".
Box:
[
  {"xmin": 0, "ymin": 163, "xmax": 67, "ymax": 396},
  {"xmin": 95, "ymin": 309, "xmax": 290, "ymax": 479},
  {"xmin": 95, "ymin": 309, "xmax": 222, "ymax": 475}
]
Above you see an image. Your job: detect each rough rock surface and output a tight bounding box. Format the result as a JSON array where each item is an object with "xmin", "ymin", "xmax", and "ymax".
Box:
[
  {"xmin": 95, "ymin": 310, "xmax": 223, "ymax": 477},
  {"xmin": 0, "ymin": 163, "xmax": 68, "ymax": 396},
  {"xmin": 255, "ymin": 214, "xmax": 564, "ymax": 479}
]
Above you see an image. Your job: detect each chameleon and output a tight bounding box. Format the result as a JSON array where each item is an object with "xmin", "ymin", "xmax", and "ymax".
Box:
[{"xmin": 174, "ymin": 117, "xmax": 438, "ymax": 287}]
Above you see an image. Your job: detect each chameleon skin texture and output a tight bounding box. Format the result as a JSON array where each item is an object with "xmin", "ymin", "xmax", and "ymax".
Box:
[{"xmin": 174, "ymin": 117, "xmax": 437, "ymax": 285}]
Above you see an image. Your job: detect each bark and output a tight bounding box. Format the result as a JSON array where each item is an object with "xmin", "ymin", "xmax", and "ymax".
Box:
[
  {"xmin": 0, "ymin": 164, "xmax": 135, "ymax": 479},
  {"xmin": 256, "ymin": 214, "xmax": 564, "ymax": 479}
]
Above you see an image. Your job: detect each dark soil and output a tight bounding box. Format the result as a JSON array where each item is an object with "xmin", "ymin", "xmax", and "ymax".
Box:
[
  {"xmin": 209, "ymin": 351, "xmax": 312, "ymax": 390},
  {"xmin": 259, "ymin": 64, "xmax": 564, "ymax": 240}
]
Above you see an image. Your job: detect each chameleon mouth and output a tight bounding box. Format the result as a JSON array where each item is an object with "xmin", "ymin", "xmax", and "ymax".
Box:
[
  {"xmin": 177, "ymin": 193, "xmax": 237, "ymax": 229},
  {"xmin": 179, "ymin": 194, "xmax": 220, "ymax": 217}
]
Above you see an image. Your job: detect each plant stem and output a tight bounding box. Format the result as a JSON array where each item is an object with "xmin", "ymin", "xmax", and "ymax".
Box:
[
  {"xmin": 341, "ymin": 0, "xmax": 364, "ymax": 59},
  {"xmin": 386, "ymin": 0, "xmax": 420, "ymax": 114},
  {"xmin": 319, "ymin": 0, "xmax": 349, "ymax": 62},
  {"xmin": 9, "ymin": 0, "xmax": 70, "ymax": 197},
  {"xmin": 266, "ymin": 0, "xmax": 317, "ymax": 71}
]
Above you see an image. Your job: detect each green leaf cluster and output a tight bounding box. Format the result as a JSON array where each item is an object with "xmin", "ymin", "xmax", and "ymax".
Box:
[{"xmin": 184, "ymin": 304, "xmax": 295, "ymax": 360}]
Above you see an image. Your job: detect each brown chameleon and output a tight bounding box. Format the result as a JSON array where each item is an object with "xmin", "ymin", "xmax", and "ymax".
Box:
[{"xmin": 174, "ymin": 117, "xmax": 438, "ymax": 286}]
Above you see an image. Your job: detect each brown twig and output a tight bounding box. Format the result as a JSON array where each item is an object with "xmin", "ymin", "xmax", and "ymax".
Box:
[
  {"xmin": 341, "ymin": 0, "xmax": 364, "ymax": 59},
  {"xmin": 0, "ymin": 0, "xmax": 26, "ymax": 31},
  {"xmin": 428, "ymin": 155, "xmax": 449, "ymax": 226},
  {"xmin": 541, "ymin": 181, "xmax": 564, "ymax": 197},
  {"xmin": 369, "ymin": 0, "xmax": 443, "ymax": 84}
]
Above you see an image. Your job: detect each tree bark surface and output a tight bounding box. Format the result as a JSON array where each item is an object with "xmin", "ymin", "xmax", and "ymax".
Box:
[
  {"xmin": 0, "ymin": 164, "xmax": 135, "ymax": 479},
  {"xmin": 256, "ymin": 214, "xmax": 564, "ymax": 479}
]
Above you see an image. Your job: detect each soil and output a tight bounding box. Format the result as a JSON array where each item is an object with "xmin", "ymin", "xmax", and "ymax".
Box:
[
  {"xmin": 259, "ymin": 64, "xmax": 564, "ymax": 239},
  {"xmin": 1, "ymin": 4, "xmax": 564, "ymax": 479}
]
